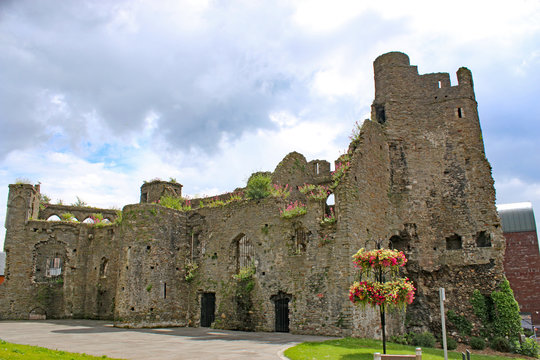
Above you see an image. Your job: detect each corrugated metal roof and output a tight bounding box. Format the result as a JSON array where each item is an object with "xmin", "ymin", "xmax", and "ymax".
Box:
[
  {"xmin": 0, "ymin": 252, "xmax": 5, "ymax": 276},
  {"xmin": 498, "ymin": 203, "xmax": 537, "ymax": 233}
]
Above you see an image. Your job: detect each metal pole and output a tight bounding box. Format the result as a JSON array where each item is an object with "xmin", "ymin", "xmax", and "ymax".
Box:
[
  {"xmin": 381, "ymin": 303, "xmax": 386, "ymax": 354},
  {"xmin": 440, "ymin": 288, "xmax": 448, "ymax": 360},
  {"xmin": 377, "ymin": 242, "xmax": 387, "ymax": 355}
]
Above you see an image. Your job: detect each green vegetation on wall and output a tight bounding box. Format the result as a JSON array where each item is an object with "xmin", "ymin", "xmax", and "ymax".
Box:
[
  {"xmin": 245, "ymin": 173, "xmax": 271, "ymax": 200},
  {"xmin": 490, "ymin": 279, "xmax": 521, "ymax": 340},
  {"xmin": 233, "ymin": 264, "xmax": 256, "ymax": 330},
  {"xmin": 470, "ymin": 280, "xmax": 521, "ymax": 341},
  {"xmin": 446, "ymin": 309, "xmax": 472, "ymax": 336}
]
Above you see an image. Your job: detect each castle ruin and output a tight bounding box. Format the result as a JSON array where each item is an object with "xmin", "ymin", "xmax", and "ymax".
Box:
[{"xmin": 0, "ymin": 52, "xmax": 506, "ymax": 338}]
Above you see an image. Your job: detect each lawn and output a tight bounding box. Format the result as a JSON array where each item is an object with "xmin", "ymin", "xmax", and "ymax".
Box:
[
  {"xmin": 284, "ymin": 338, "xmax": 530, "ymax": 360},
  {"xmin": 0, "ymin": 339, "xmax": 125, "ymax": 360}
]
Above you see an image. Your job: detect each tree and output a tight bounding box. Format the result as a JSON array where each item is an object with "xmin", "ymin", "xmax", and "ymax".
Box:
[{"xmin": 349, "ymin": 247, "xmax": 415, "ymax": 354}]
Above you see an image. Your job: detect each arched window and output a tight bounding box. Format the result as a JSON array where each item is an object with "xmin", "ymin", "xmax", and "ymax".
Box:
[
  {"xmin": 47, "ymin": 215, "xmax": 61, "ymax": 221},
  {"xmin": 82, "ymin": 217, "xmax": 94, "ymax": 224},
  {"xmin": 295, "ymin": 228, "xmax": 307, "ymax": 252},
  {"xmin": 46, "ymin": 256, "xmax": 62, "ymax": 277},
  {"xmin": 99, "ymin": 257, "xmax": 109, "ymax": 278},
  {"xmin": 236, "ymin": 234, "xmax": 254, "ymax": 270}
]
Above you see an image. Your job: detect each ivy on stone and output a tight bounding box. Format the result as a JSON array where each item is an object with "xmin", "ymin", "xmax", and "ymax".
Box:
[
  {"xmin": 491, "ymin": 279, "xmax": 521, "ymax": 341},
  {"xmin": 447, "ymin": 309, "xmax": 472, "ymax": 336},
  {"xmin": 470, "ymin": 278, "xmax": 522, "ymax": 343}
]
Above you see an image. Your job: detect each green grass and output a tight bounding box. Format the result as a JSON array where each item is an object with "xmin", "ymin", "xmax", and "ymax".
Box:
[
  {"xmin": 284, "ymin": 338, "xmax": 529, "ymax": 360},
  {"xmin": 0, "ymin": 339, "xmax": 125, "ymax": 360}
]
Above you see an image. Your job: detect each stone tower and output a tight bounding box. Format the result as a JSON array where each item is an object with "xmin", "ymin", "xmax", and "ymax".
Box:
[
  {"xmin": 140, "ymin": 180, "xmax": 183, "ymax": 203},
  {"xmin": 370, "ymin": 52, "xmax": 505, "ymax": 329},
  {"xmin": 3, "ymin": 184, "xmax": 40, "ymax": 280}
]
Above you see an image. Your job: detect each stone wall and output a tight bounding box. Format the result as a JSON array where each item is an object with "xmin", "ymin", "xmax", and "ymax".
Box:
[
  {"xmin": 0, "ymin": 184, "xmax": 119, "ymax": 320},
  {"xmin": 0, "ymin": 52, "xmax": 509, "ymax": 339}
]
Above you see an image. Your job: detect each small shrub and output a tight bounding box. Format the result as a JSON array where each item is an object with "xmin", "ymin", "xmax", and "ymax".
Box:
[
  {"xmin": 146, "ymin": 284, "xmax": 152, "ymax": 292},
  {"xmin": 159, "ymin": 195, "xmax": 181, "ymax": 210},
  {"xmin": 60, "ymin": 212, "xmax": 76, "ymax": 222},
  {"xmin": 270, "ymin": 184, "xmax": 290, "ymax": 199},
  {"xmin": 390, "ymin": 334, "xmax": 409, "ymax": 345},
  {"xmin": 246, "ymin": 173, "xmax": 271, "ymax": 200},
  {"xmin": 331, "ymin": 158, "xmax": 351, "ymax": 189},
  {"xmin": 40, "ymin": 193, "xmax": 51, "ymax": 203},
  {"xmin": 299, "ymin": 183, "xmax": 330, "ymax": 201},
  {"xmin": 321, "ymin": 207, "xmax": 336, "ymax": 225},
  {"xmin": 233, "ymin": 264, "xmax": 255, "ymax": 282},
  {"xmin": 491, "ymin": 279, "xmax": 521, "ymax": 341},
  {"xmin": 519, "ymin": 337, "xmax": 539, "ymax": 357},
  {"xmin": 184, "ymin": 262, "xmax": 198, "ymax": 282},
  {"xmin": 470, "ymin": 336, "xmax": 486, "ymax": 350},
  {"xmin": 319, "ymin": 234, "xmax": 333, "ymax": 247},
  {"xmin": 113, "ymin": 210, "xmax": 123, "ymax": 225},
  {"xmin": 446, "ymin": 337, "xmax": 458, "ymax": 350},
  {"xmin": 280, "ymin": 201, "xmax": 307, "ymax": 219},
  {"xmin": 207, "ymin": 197, "xmax": 226, "ymax": 208},
  {"xmin": 511, "ymin": 340, "xmax": 521, "ymax": 354},
  {"xmin": 411, "ymin": 331, "xmax": 436, "ymax": 348},
  {"xmin": 227, "ymin": 192, "xmax": 244, "ymax": 203},
  {"xmin": 490, "ymin": 336, "xmax": 511, "ymax": 352},
  {"xmin": 349, "ymin": 120, "xmax": 362, "ymax": 142},
  {"xmin": 447, "ymin": 309, "xmax": 472, "ymax": 336}
]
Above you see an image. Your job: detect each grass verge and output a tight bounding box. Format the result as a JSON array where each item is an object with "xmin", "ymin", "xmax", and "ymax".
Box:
[
  {"xmin": 0, "ymin": 339, "xmax": 125, "ymax": 360},
  {"xmin": 284, "ymin": 338, "xmax": 530, "ymax": 360}
]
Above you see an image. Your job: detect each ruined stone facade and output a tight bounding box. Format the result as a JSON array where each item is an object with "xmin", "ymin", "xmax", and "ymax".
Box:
[{"xmin": 0, "ymin": 52, "xmax": 506, "ymax": 338}]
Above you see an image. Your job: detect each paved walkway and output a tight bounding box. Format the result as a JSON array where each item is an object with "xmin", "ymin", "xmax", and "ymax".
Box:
[{"xmin": 0, "ymin": 320, "xmax": 337, "ymax": 359}]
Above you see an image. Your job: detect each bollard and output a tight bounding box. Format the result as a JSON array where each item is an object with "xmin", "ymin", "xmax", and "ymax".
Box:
[
  {"xmin": 466, "ymin": 349, "xmax": 471, "ymax": 360},
  {"xmin": 374, "ymin": 353, "xmax": 382, "ymax": 360},
  {"xmin": 415, "ymin": 348, "xmax": 422, "ymax": 360}
]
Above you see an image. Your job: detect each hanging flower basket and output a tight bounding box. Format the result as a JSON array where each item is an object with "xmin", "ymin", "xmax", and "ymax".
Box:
[
  {"xmin": 349, "ymin": 245, "xmax": 415, "ymax": 355},
  {"xmin": 349, "ymin": 278, "xmax": 415, "ymax": 308},
  {"xmin": 352, "ymin": 248, "xmax": 407, "ymax": 271}
]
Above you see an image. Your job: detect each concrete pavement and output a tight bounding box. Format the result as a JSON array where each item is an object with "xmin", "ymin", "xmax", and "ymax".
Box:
[{"xmin": 0, "ymin": 320, "xmax": 337, "ymax": 359}]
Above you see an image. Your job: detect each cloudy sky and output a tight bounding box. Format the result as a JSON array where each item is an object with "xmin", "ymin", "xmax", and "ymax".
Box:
[{"xmin": 1, "ymin": 0, "xmax": 540, "ymax": 249}]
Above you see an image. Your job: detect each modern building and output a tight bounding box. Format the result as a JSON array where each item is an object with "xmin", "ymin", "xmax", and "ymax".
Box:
[{"xmin": 498, "ymin": 202, "xmax": 540, "ymax": 327}]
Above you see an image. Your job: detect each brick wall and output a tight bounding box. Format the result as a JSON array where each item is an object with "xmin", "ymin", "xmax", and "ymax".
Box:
[{"xmin": 503, "ymin": 231, "xmax": 540, "ymax": 324}]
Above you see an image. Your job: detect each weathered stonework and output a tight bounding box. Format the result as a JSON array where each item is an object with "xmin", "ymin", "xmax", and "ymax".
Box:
[{"xmin": 0, "ymin": 52, "xmax": 506, "ymax": 338}]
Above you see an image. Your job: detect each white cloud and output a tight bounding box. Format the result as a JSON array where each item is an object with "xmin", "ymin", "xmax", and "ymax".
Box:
[{"xmin": 2, "ymin": 0, "xmax": 540, "ymax": 250}]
